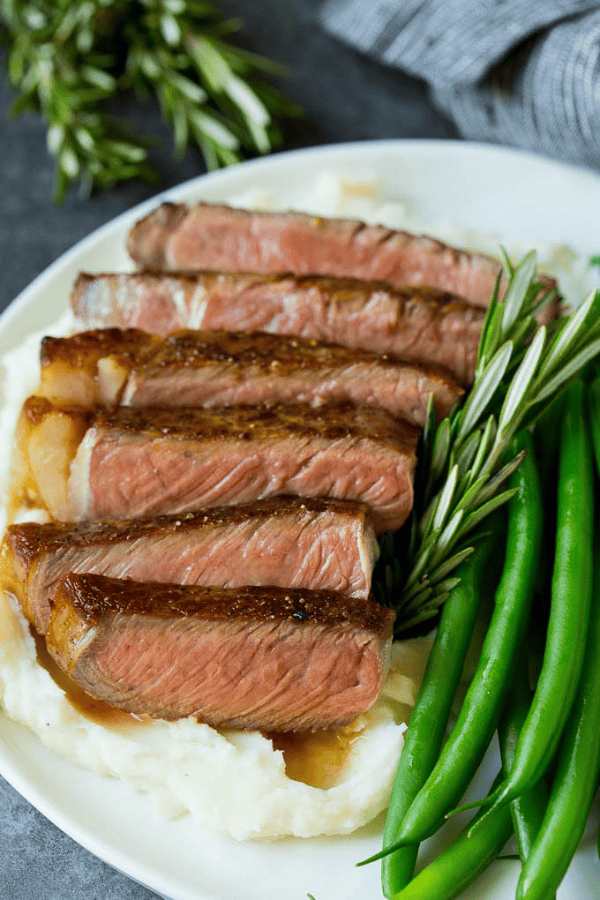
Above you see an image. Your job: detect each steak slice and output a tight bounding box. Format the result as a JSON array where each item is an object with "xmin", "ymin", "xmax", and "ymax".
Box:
[
  {"xmin": 46, "ymin": 573, "xmax": 396, "ymax": 731},
  {"xmin": 3, "ymin": 497, "xmax": 378, "ymax": 634},
  {"xmin": 125, "ymin": 201, "xmax": 558, "ymax": 320},
  {"xmin": 19, "ymin": 397, "xmax": 420, "ymax": 531},
  {"xmin": 39, "ymin": 327, "xmax": 463, "ymax": 426},
  {"xmin": 71, "ymin": 271, "xmax": 483, "ymax": 385}
]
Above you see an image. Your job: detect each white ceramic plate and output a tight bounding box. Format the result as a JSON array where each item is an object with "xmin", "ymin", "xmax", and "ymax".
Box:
[{"xmin": 1, "ymin": 140, "xmax": 600, "ymax": 900}]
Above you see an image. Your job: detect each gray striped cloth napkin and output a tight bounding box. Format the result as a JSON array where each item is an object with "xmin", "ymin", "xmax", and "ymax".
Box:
[{"xmin": 319, "ymin": 0, "xmax": 600, "ymax": 171}]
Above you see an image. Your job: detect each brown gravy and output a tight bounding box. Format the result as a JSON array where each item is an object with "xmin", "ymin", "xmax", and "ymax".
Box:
[{"xmin": 270, "ymin": 724, "xmax": 358, "ymax": 789}]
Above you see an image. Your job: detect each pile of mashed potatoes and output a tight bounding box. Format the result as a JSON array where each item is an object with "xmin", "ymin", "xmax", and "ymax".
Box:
[{"xmin": 0, "ymin": 171, "xmax": 593, "ymax": 841}]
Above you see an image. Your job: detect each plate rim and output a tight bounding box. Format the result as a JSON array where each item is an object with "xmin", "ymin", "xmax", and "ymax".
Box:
[
  {"xmin": 4, "ymin": 135, "xmax": 600, "ymax": 337},
  {"xmin": 1, "ymin": 137, "xmax": 599, "ymax": 900}
]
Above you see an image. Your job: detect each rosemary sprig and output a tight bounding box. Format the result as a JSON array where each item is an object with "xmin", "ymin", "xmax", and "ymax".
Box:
[
  {"xmin": 384, "ymin": 253, "xmax": 600, "ymax": 635},
  {"xmin": 1, "ymin": 0, "xmax": 301, "ymax": 202}
]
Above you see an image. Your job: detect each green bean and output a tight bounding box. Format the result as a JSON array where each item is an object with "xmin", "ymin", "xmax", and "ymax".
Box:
[
  {"xmin": 486, "ymin": 380, "xmax": 594, "ymax": 814},
  {"xmin": 389, "ymin": 774, "xmax": 512, "ymax": 900},
  {"xmin": 381, "ymin": 429, "xmax": 542, "ymax": 848},
  {"xmin": 388, "ymin": 599, "xmax": 552, "ymax": 900},
  {"xmin": 515, "ymin": 507, "xmax": 600, "ymax": 898},
  {"xmin": 378, "ymin": 528, "xmax": 497, "ymax": 897},
  {"xmin": 498, "ymin": 655, "xmax": 555, "ymax": 900},
  {"xmin": 589, "ymin": 376, "xmax": 600, "ymax": 475},
  {"xmin": 532, "ymin": 392, "xmax": 563, "ymax": 606},
  {"xmin": 533, "ymin": 391, "xmax": 564, "ymax": 492}
]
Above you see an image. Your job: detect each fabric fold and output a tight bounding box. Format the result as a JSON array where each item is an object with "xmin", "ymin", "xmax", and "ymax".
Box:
[{"xmin": 319, "ymin": 0, "xmax": 600, "ymax": 170}]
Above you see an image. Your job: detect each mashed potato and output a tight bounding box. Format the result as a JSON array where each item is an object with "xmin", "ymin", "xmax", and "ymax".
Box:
[
  {"xmin": 0, "ymin": 171, "xmax": 591, "ymax": 841},
  {"xmin": 0, "ymin": 299, "xmax": 430, "ymax": 842}
]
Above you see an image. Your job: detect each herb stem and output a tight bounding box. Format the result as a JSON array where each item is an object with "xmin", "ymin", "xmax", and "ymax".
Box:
[{"xmin": 385, "ymin": 253, "xmax": 600, "ymax": 635}]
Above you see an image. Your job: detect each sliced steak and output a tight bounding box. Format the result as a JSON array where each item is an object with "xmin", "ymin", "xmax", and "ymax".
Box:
[
  {"xmin": 126, "ymin": 202, "xmax": 504, "ymax": 301},
  {"xmin": 70, "ymin": 271, "xmax": 483, "ymax": 384},
  {"xmin": 39, "ymin": 327, "xmax": 463, "ymax": 426},
  {"xmin": 19, "ymin": 397, "xmax": 419, "ymax": 531},
  {"xmin": 46, "ymin": 573, "xmax": 395, "ymax": 731},
  {"xmin": 125, "ymin": 201, "xmax": 558, "ymax": 320},
  {"xmin": 3, "ymin": 497, "xmax": 377, "ymax": 634}
]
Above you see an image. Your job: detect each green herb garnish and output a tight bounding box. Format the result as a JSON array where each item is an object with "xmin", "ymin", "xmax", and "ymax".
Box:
[
  {"xmin": 1, "ymin": 0, "xmax": 301, "ymax": 202},
  {"xmin": 377, "ymin": 252, "xmax": 600, "ymax": 634}
]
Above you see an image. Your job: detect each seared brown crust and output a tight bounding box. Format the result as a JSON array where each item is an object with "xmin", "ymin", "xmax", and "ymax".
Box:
[
  {"xmin": 5, "ymin": 496, "xmax": 377, "ymax": 633},
  {"xmin": 39, "ymin": 326, "xmax": 465, "ymax": 381},
  {"xmin": 40, "ymin": 328, "xmax": 158, "ymax": 368},
  {"xmin": 5, "ymin": 496, "xmax": 369, "ymax": 567},
  {"xmin": 138, "ymin": 328, "xmax": 456, "ymax": 377},
  {"xmin": 40, "ymin": 328, "xmax": 157, "ymax": 370},
  {"xmin": 141, "ymin": 329, "xmax": 426, "ymax": 377},
  {"xmin": 70, "ymin": 271, "xmax": 484, "ymax": 385},
  {"xmin": 51, "ymin": 573, "xmax": 394, "ymax": 632},
  {"xmin": 95, "ymin": 400, "xmax": 420, "ymax": 446},
  {"xmin": 39, "ymin": 327, "xmax": 462, "ymax": 425}
]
